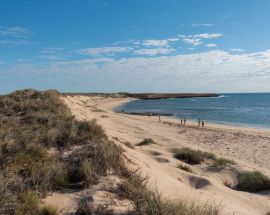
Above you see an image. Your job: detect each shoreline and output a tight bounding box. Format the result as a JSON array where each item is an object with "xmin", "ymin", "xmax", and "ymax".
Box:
[
  {"xmin": 63, "ymin": 95, "xmax": 270, "ymax": 215},
  {"xmin": 114, "ymin": 98, "xmax": 270, "ymax": 133}
]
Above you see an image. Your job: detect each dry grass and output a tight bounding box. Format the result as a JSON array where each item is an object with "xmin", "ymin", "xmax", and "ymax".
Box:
[
  {"xmin": 173, "ymin": 147, "xmax": 216, "ymax": 165},
  {"xmin": 1, "ymin": 89, "xmax": 222, "ymax": 215},
  {"xmin": 177, "ymin": 163, "xmax": 193, "ymax": 173},
  {"xmin": 0, "ymin": 89, "xmax": 123, "ymax": 214},
  {"xmin": 118, "ymin": 171, "xmax": 221, "ymax": 215},
  {"xmin": 136, "ymin": 138, "xmax": 156, "ymax": 146}
]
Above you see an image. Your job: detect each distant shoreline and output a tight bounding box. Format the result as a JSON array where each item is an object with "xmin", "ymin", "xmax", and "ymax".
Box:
[{"xmin": 63, "ymin": 92, "xmax": 220, "ymax": 100}]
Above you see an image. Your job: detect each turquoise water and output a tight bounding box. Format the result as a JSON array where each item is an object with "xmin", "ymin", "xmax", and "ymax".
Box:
[{"xmin": 115, "ymin": 93, "xmax": 270, "ymax": 128}]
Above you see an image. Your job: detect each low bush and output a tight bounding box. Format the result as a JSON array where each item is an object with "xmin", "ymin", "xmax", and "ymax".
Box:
[
  {"xmin": 212, "ymin": 158, "xmax": 235, "ymax": 170},
  {"xmin": 173, "ymin": 147, "xmax": 215, "ymax": 164},
  {"xmin": 136, "ymin": 138, "xmax": 156, "ymax": 146},
  {"xmin": 39, "ymin": 204, "xmax": 58, "ymax": 215},
  {"xmin": 16, "ymin": 191, "xmax": 40, "ymax": 215},
  {"xmin": 177, "ymin": 164, "xmax": 193, "ymax": 173},
  {"xmin": 236, "ymin": 171, "xmax": 270, "ymax": 192}
]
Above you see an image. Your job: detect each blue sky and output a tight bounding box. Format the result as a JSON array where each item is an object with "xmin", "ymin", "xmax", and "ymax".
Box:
[{"xmin": 1, "ymin": 0, "xmax": 270, "ymax": 93}]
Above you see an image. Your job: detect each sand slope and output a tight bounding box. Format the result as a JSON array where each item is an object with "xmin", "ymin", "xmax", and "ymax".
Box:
[{"xmin": 63, "ymin": 95, "xmax": 270, "ymax": 215}]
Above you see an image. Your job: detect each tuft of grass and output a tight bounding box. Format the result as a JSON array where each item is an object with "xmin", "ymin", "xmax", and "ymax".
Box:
[
  {"xmin": 211, "ymin": 158, "xmax": 235, "ymax": 170},
  {"xmin": 91, "ymin": 108, "xmax": 106, "ymax": 113},
  {"xmin": 177, "ymin": 164, "xmax": 193, "ymax": 173},
  {"xmin": 39, "ymin": 204, "xmax": 58, "ymax": 215},
  {"xmin": 136, "ymin": 138, "xmax": 156, "ymax": 146},
  {"xmin": 173, "ymin": 147, "xmax": 215, "ymax": 165},
  {"xmin": 118, "ymin": 171, "xmax": 220, "ymax": 215},
  {"xmin": 150, "ymin": 151, "xmax": 162, "ymax": 156},
  {"xmin": 16, "ymin": 191, "xmax": 40, "ymax": 215},
  {"xmin": 155, "ymin": 157, "xmax": 169, "ymax": 163},
  {"xmin": 236, "ymin": 171, "xmax": 270, "ymax": 192},
  {"xmin": 123, "ymin": 141, "xmax": 134, "ymax": 149}
]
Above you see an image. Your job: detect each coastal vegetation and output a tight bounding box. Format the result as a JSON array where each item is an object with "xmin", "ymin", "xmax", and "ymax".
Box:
[
  {"xmin": 0, "ymin": 89, "xmax": 221, "ymax": 215},
  {"xmin": 173, "ymin": 147, "xmax": 235, "ymax": 171},
  {"xmin": 177, "ymin": 164, "xmax": 193, "ymax": 173},
  {"xmin": 173, "ymin": 147, "xmax": 215, "ymax": 165},
  {"xmin": 236, "ymin": 171, "xmax": 270, "ymax": 192},
  {"xmin": 136, "ymin": 138, "xmax": 156, "ymax": 146},
  {"xmin": 211, "ymin": 158, "xmax": 236, "ymax": 170}
]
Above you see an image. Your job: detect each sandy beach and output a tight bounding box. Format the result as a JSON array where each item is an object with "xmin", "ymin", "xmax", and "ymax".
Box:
[{"xmin": 63, "ymin": 95, "xmax": 270, "ymax": 215}]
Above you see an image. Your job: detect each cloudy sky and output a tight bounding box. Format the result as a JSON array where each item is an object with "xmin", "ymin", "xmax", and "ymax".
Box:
[{"xmin": 1, "ymin": 0, "xmax": 270, "ymax": 93}]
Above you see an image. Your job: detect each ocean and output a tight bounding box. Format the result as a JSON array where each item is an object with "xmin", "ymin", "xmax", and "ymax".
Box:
[{"xmin": 115, "ymin": 93, "xmax": 270, "ymax": 128}]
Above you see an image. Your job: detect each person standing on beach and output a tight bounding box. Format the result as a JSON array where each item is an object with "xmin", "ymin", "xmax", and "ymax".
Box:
[
  {"xmin": 181, "ymin": 119, "xmax": 183, "ymax": 125},
  {"xmin": 198, "ymin": 118, "xmax": 201, "ymax": 127},
  {"xmin": 159, "ymin": 116, "xmax": 161, "ymax": 122},
  {"xmin": 184, "ymin": 118, "xmax": 186, "ymax": 126},
  {"xmin": 202, "ymin": 120, "xmax": 205, "ymax": 127}
]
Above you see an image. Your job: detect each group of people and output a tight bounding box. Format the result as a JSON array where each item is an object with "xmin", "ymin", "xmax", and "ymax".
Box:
[
  {"xmin": 122, "ymin": 109, "xmax": 205, "ymax": 127},
  {"xmin": 179, "ymin": 118, "xmax": 206, "ymax": 127},
  {"xmin": 180, "ymin": 118, "xmax": 186, "ymax": 126},
  {"xmin": 198, "ymin": 118, "xmax": 205, "ymax": 127}
]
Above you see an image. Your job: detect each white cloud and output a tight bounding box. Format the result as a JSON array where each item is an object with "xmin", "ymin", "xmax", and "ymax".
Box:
[
  {"xmin": 142, "ymin": 39, "xmax": 169, "ymax": 47},
  {"xmin": 193, "ymin": 33, "xmax": 223, "ymax": 39},
  {"xmin": 230, "ymin": 48, "xmax": 246, "ymax": 52},
  {"xmin": 206, "ymin": 44, "xmax": 217, "ymax": 48},
  {"xmin": 0, "ymin": 40, "xmax": 28, "ymax": 45},
  {"xmin": 180, "ymin": 33, "xmax": 223, "ymax": 46},
  {"xmin": 77, "ymin": 46, "xmax": 132, "ymax": 55},
  {"xmin": 4, "ymin": 50, "xmax": 270, "ymax": 93},
  {"xmin": 192, "ymin": 23, "xmax": 213, "ymax": 27},
  {"xmin": 133, "ymin": 48, "xmax": 174, "ymax": 56},
  {"xmin": 0, "ymin": 26, "xmax": 33, "ymax": 38},
  {"xmin": 182, "ymin": 38, "xmax": 202, "ymax": 46},
  {"xmin": 167, "ymin": 38, "xmax": 179, "ymax": 42}
]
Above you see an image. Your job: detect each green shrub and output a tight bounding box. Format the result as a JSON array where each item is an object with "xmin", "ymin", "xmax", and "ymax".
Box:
[
  {"xmin": 212, "ymin": 158, "xmax": 235, "ymax": 170},
  {"xmin": 236, "ymin": 171, "xmax": 270, "ymax": 192},
  {"xmin": 16, "ymin": 191, "xmax": 40, "ymax": 215},
  {"xmin": 136, "ymin": 138, "xmax": 156, "ymax": 146},
  {"xmin": 173, "ymin": 148, "xmax": 212, "ymax": 164},
  {"xmin": 39, "ymin": 204, "xmax": 58, "ymax": 215}
]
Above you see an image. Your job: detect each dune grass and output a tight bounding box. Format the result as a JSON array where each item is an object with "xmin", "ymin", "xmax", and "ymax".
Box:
[
  {"xmin": 1, "ymin": 89, "xmax": 222, "ymax": 215},
  {"xmin": 136, "ymin": 138, "xmax": 156, "ymax": 146},
  {"xmin": 0, "ymin": 89, "xmax": 123, "ymax": 214},
  {"xmin": 173, "ymin": 147, "xmax": 216, "ymax": 165},
  {"xmin": 117, "ymin": 171, "xmax": 220, "ymax": 215},
  {"xmin": 173, "ymin": 147, "xmax": 235, "ymax": 171},
  {"xmin": 236, "ymin": 171, "xmax": 270, "ymax": 192},
  {"xmin": 177, "ymin": 163, "xmax": 193, "ymax": 173},
  {"xmin": 211, "ymin": 158, "xmax": 235, "ymax": 170}
]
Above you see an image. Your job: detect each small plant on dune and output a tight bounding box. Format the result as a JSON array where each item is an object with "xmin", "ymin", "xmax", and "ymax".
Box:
[
  {"xmin": 136, "ymin": 138, "xmax": 156, "ymax": 146},
  {"xmin": 16, "ymin": 191, "xmax": 40, "ymax": 215},
  {"xmin": 212, "ymin": 158, "xmax": 235, "ymax": 170},
  {"xmin": 123, "ymin": 141, "xmax": 134, "ymax": 149},
  {"xmin": 39, "ymin": 204, "xmax": 58, "ymax": 215},
  {"xmin": 177, "ymin": 163, "xmax": 193, "ymax": 173},
  {"xmin": 118, "ymin": 170, "xmax": 220, "ymax": 215},
  {"xmin": 236, "ymin": 171, "xmax": 270, "ymax": 192},
  {"xmin": 173, "ymin": 147, "xmax": 215, "ymax": 165}
]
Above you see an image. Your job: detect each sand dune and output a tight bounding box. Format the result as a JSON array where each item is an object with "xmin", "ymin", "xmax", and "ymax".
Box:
[{"xmin": 63, "ymin": 95, "xmax": 270, "ymax": 215}]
